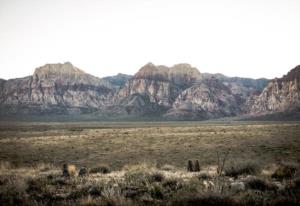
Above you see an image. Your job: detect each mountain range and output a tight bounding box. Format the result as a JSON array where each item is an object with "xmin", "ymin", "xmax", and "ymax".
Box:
[{"xmin": 0, "ymin": 62, "xmax": 299, "ymax": 120}]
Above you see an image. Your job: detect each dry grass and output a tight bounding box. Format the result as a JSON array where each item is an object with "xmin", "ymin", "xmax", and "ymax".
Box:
[
  {"xmin": 0, "ymin": 122, "xmax": 299, "ymax": 170},
  {"xmin": 0, "ymin": 121, "xmax": 300, "ymax": 205},
  {"xmin": 0, "ymin": 161, "xmax": 299, "ymax": 206}
]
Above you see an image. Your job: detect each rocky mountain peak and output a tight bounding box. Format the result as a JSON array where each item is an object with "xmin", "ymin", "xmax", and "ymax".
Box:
[
  {"xmin": 103, "ymin": 73, "xmax": 133, "ymax": 88},
  {"xmin": 134, "ymin": 62, "xmax": 201, "ymax": 84},
  {"xmin": 33, "ymin": 62, "xmax": 85, "ymax": 79},
  {"xmin": 281, "ymin": 65, "xmax": 300, "ymax": 81},
  {"xmin": 248, "ymin": 65, "xmax": 300, "ymax": 114},
  {"xmin": 31, "ymin": 62, "xmax": 112, "ymax": 88},
  {"xmin": 134, "ymin": 62, "xmax": 169, "ymax": 81},
  {"xmin": 0, "ymin": 62, "xmax": 113, "ymax": 115}
]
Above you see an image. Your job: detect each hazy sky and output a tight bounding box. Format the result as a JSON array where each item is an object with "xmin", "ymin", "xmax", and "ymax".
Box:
[{"xmin": 0, "ymin": 0, "xmax": 299, "ymax": 80}]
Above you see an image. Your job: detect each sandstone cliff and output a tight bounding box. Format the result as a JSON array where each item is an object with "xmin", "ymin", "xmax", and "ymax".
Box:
[
  {"xmin": 165, "ymin": 78, "xmax": 240, "ymax": 120},
  {"xmin": 116, "ymin": 62, "xmax": 201, "ymax": 109},
  {"xmin": 248, "ymin": 65, "xmax": 300, "ymax": 114},
  {"xmin": 0, "ymin": 62, "xmax": 113, "ymax": 114},
  {"xmin": 103, "ymin": 73, "xmax": 132, "ymax": 88},
  {"xmin": 1, "ymin": 62, "xmax": 299, "ymax": 120}
]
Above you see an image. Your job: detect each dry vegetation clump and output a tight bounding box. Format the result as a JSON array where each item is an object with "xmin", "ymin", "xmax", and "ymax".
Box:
[
  {"xmin": 0, "ymin": 175, "xmax": 28, "ymax": 205},
  {"xmin": 0, "ymin": 161, "xmax": 12, "ymax": 171},
  {"xmin": 89, "ymin": 165, "xmax": 111, "ymax": 174},
  {"xmin": 160, "ymin": 164, "xmax": 176, "ymax": 171},
  {"xmin": 271, "ymin": 163, "xmax": 297, "ymax": 180},
  {"xmin": 79, "ymin": 166, "xmax": 89, "ymax": 176},
  {"xmin": 225, "ymin": 161, "xmax": 260, "ymax": 178},
  {"xmin": 170, "ymin": 192, "xmax": 238, "ymax": 206},
  {"xmin": 268, "ymin": 197, "xmax": 300, "ymax": 206},
  {"xmin": 0, "ymin": 161, "xmax": 300, "ymax": 206},
  {"xmin": 244, "ymin": 178, "xmax": 277, "ymax": 191},
  {"xmin": 197, "ymin": 173, "xmax": 213, "ymax": 180},
  {"xmin": 148, "ymin": 172, "xmax": 165, "ymax": 182},
  {"xmin": 63, "ymin": 163, "xmax": 77, "ymax": 177},
  {"xmin": 292, "ymin": 177, "xmax": 300, "ymax": 189}
]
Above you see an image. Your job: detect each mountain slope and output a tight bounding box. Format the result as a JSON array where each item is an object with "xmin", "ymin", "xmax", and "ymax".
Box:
[
  {"xmin": 0, "ymin": 62, "xmax": 298, "ymax": 120},
  {"xmin": 0, "ymin": 62, "xmax": 113, "ymax": 115},
  {"xmin": 248, "ymin": 65, "xmax": 300, "ymax": 114},
  {"xmin": 103, "ymin": 73, "xmax": 132, "ymax": 88},
  {"xmin": 202, "ymin": 73, "xmax": 269, "ymax": 103},
  {"xmin": 115, "ymin": 63, "xmax": 201, "ymax": 109},
  {"xmin": 165, "ymin": 78, "xmax": 240, "ymax": 120}
]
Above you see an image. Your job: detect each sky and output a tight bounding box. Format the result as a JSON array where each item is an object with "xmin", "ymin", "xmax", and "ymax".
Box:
[{"xmin": 0, "ymin": 0, "xmax": 299, "ymax": 80}]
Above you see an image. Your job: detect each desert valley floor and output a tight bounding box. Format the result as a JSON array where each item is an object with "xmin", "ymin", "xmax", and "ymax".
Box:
[
  {"xmin": 1, "ymin": 121, "xmax": 300, "ymax": 206},
  {"xmin": 0, "ymin": 121, "xmax": 299, "ymax": 169}
]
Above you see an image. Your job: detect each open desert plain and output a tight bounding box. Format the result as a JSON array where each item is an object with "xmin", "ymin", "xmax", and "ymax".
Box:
[{"xmin": 0, "ymin": 121, "xmax": 300, "ymax": 206}]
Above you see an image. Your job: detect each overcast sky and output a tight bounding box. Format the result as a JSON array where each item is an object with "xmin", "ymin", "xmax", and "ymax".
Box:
[{"xmin": 0, "ymin": 0, "xmax": 299, "ymax": 80}]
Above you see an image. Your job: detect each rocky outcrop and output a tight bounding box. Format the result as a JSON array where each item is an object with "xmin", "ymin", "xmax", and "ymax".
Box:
[
  {"xmin": 248, "ymin": 65, "xmax": 300, "ymax": 114},
  {"xmin": 119, "ymin": 93, "xmax": 168, "ymax": 116},
  {"xmin": 116, "ymin": 63, "xmax": 201, "ymax": 109},
  {"xmin": 0, "ymin": 78, "xmax": 7, "ymax": 98},
  {"xmin": 165, "ymin": 78, "xmax": 240, "ymax": 120},
  {"xmin": 103, "ymin": 73, "xmax": 132, "ymax": 88},
  {"xmin": 1, "ymin": 62, "xmax": 299, "ymax": 120},
  {"xmin": 0, "ymin": 62, "xmax": 113, "ymax": 115},
  {"xmin": 202, "ymin": 73, "xmax": 269, "ymax": 102}
]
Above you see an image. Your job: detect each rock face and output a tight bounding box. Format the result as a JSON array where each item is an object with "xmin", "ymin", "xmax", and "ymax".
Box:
[
  {"xmin": 248, "ymin": 65, "xmax": 300, "ymax": 114},
  {"xmin": 0, "ymin": 62, "xmax": 299, "ymax": 120},
  {"xmin": 0, "ymin": 62, "xmax": 113, "ymax": 114},
  {"xmin": 165, "ymin": 78, "xmax": 240, "ymax": 120},
  {"xmin": 103, "ymin": 73, "xmax": 132, "ymax": 88},
  {"xmin": 202, "ymin": 73, "xmax": 268, "ymax": 103},
  {"xmin": 116, "ymin": 63, "xmax": 201, "ymax": 109}
]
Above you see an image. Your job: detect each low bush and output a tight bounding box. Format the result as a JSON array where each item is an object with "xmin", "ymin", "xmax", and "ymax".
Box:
[
  {"xmin": 170, "ymin": 192, "xmax": 238, "ymax": 206},
  {"xmin": 160, "ymin": 164, "xmax": 176, "ymax": 171},
  {"xmin": 0, "ymin": 175, "xmax": 28, "ymax": 206},
  {"xmin": 62, "ymin": 163, "xmax": 76, "ymax": 177},
  {"xmin": 269, "ymin": 197, "xmax": 300, "ymax": 206},
  {"xmin": 162, "ymin": 178, "xmax": 181, "ymax": 191},
  {"xmin": 148, "ymin": 172, "xmax": 164, "ymax": 182},
  {"xmin": 245, "ymin": 178, "xmax": 276, "ymax": 191},
  {"xmin": 198, "ymin": 173, "xmax": 212, "ymax": 180},
  {"xmin": 271, "ymin": 164, "xmax": 297, "ymax": 180},
  {"xmin": 225, "ymin": 162, "xmax": 259, "ymax": 178},
  {"xmin": 89, "ymin": 165, "xmax": 111, "ymax": 174}
]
